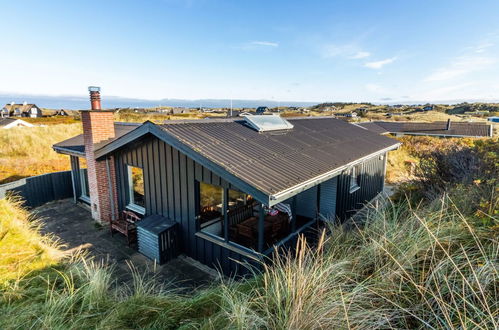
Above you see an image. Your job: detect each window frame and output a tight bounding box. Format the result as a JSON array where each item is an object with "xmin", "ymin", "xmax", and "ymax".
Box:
[
  {"xmin": 126, "ymin": 165, "xmax": 146, "ymax": 215},
  {"xmin": 349, "ymin": 165, "xmax": 361, "ymax": 193}
]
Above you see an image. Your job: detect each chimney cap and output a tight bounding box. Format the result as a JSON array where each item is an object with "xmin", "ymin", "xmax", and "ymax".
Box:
[{"xmin": 88, "ymin": 86, "xmax": 101, "ymax": 92}]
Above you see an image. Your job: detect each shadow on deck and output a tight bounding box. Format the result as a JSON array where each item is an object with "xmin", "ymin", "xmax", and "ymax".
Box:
[{"xmin": 34, "ymin": 199, "xmax": 218, "ymax": 292}]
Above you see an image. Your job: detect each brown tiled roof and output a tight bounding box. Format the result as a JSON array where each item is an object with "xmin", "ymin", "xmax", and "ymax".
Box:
[
  {"xmin": 158, "ymin": 117, "xmax": 399, "ymax": 195},
  {"xmin": 3, "ymin": 104, "xmax": 39, "ymax": 113},
  {"xmin": 356, "ymin": 122, "xmax": 389, "ymax": 134},
  {"xmin": 358, "ymin": 121, "xmax": 492, "ymax": 137}
]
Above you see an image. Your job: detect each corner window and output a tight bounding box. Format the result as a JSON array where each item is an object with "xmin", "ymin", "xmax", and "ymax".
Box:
[
  {"xmin": 349, "ymin": 165, "xmax": 361, "ymax": 193},
  {"xmin": 199, "ymin": 182, "xmax": 223, "ymax": 227},
  {"xmin": 127, "ymin": 165, "xmax": 145, "ymax": 213}
]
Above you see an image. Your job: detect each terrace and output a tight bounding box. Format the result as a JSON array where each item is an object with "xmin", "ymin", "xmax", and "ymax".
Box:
[{"xmin": 35, "ymin": 199, "xmax": 217, "ymax": 290}]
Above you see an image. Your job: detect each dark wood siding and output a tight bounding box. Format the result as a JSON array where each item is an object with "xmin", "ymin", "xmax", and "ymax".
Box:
[
  {"xmin": 335, "ymin": 153, "xmax": 386, "ymax": 220},
  {"xmin": 114, "ymin": 135, "xmax": 254, "ymax": 276},
  {"xmin": 114, "ymin": 135, "xmax": 387, "ymax": 275}
]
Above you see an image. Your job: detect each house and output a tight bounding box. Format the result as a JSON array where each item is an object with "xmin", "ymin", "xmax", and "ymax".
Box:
[
  {"xmin": 0, "ymin": 117, "xmax": 35, "ymax": 129},
  {"xmin": 52, "ymin": 87, "xmax": 400, "ymax": 276},
  {"xmin": 357, "ymin": 120, "xmax": 493, "ymax": 138},
  {"xmin": 255, "ymin": 106, "xmax": 268, "ymax": 115},
  {"xmin": 2, "ymin": 102, "xmax": 42, "ymax": 118},
  {"xmin": 335, "ymin": 112, "xmax": 357, "ymax": 118}
]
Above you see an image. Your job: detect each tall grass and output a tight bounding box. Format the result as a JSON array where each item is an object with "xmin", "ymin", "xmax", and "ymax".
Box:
[
  {"xmin": 0, "ymin": 191, "xmax": 497, "ymax": 329},
  {"xmin": 217, "ymin": 197, "xmax": 498, "ymax": 329},
  {"xmin": 0, "ymin": 198, "xmax": 63, "ymax": 284},
  {"xmin": 0, "ymin": 123, "xmax": 81, "ymax": 183}
]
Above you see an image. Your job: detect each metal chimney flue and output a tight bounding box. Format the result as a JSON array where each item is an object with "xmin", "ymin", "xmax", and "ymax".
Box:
[
  {"xmin": 446, "ymin": 119, "xmax": 451, "ymax": 131},
  {"xmin": 88, "ymin": 86, "xmax": 101, "ymax": 110}
]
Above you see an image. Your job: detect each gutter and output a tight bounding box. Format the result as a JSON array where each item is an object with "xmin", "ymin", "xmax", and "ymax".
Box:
[
  {"xmin": 52, "ymin": 146, "xmax": 86, "ymax": 157},
  {"xmin": 268, "ymin": 143, "xmax": 401, "ymax": 204}
]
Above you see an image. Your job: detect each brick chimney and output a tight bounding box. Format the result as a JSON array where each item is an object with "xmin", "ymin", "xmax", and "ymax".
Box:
[{"xmin": 82, "ymin": 87, "xmax": 117, "ymax": 222}]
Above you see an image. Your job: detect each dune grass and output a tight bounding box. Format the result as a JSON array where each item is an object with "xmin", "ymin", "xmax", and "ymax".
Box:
[
  {"xmin": 0, "ymin": 198, "xmax": 63, "ymax": 285},
  {"xmin": 0, "ymin": 186, "xmax": 497, "ymax": 329},
  {"xmin": 0, "ymin": 133, "xmax": 497, "ymax": 329},
  {"xmin": 0, "ymin": 123, "xmax": 81, "ymax": 184}
]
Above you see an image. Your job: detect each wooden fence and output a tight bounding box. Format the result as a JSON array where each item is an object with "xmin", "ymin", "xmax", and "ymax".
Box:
[{"xmin": 0, "ymin": 171, "xmax": 73, "ymax": 208}]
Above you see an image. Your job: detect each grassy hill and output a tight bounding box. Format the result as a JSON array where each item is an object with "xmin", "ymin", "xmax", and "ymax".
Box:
[{"xmin": 0, "ymin": 124, "xmax": 81, "ymax": 184}]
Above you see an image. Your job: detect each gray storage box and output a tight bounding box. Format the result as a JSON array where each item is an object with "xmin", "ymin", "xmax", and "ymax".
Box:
[{"xmin": 137, "ymin": 214, "xmax": 178, "ymax": 264}]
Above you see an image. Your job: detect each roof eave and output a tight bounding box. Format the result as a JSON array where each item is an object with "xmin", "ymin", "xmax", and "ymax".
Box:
[
  {"xmin": 267, "ymin": 142, "xmax": 401, "ymax": 205},
  {"xmin": 52, "ymin": 146, "xmax": 86, "ymax": 157}
]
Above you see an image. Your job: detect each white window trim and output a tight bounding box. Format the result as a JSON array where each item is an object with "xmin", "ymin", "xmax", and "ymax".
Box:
[
  {"xmin": 349, "ymin": 166, "xmax": 361, "ymax": 193},
  {"xmin": 127, "ymin": 165, "xmax": 146, "ymax": 215},
  {"xmin": 79, "ymin": 168, "xmax": 90, "ymax": 199}
]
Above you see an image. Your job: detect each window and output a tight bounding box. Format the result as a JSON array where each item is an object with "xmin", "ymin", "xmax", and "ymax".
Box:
[
  {"xmin": 229, "ymin": 189, "xmax": 253, "ymax": 209},
  {"xmin": 199, "ymin": 182, "xmax": 223, "ymax": 227},
  {"xmin": 349, "ymin": 165, "xmax": 361, "ymax": 193},
  {"xmin": 197, "ymin": 182, "xmax": 254, "ymax": 237},
  {"xmin": 127, "ymin": 165, "xmax": 145, "ymax": 213},
  {"xmin": 243, "ymin": 114, "xmax": 294, "ymax": 132},
  {"xmin": 79, "ymin": 157, "xmax": 90, "ymax": 201}
]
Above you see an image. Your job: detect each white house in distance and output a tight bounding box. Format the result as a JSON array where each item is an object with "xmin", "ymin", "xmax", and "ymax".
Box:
[
  {"xmin": 1, "ymin": 102, "xmax": 43, "ymax": 118},
  {"xmin": 0, "ymin": 117, "xmax": 35, "ymax": 129}
]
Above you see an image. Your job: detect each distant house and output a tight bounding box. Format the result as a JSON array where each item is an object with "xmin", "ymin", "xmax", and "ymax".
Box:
[
  {"xmin": 336, "ymin": 112, "xmax": 357, "ymax": 118},
  {"xmin": 423, "ymin": 105, "xmax": 433, "ymax": 111},
  {"xmin": 357, "ymin": 120, "xmax": 493, "ymax": 138},
  {"xmin": 171, "ymin": 108, "xmax": 186, "ymax": 115},
  {"xmin": 0, "ymin": 118, "xmax": 35, "ymax": 129},
  {"xmin": 2, "ymin": 102, "xmax": 42, "ymax": 118},
  {"xmin": 255, "ymin": 106, "xmax": 268, "ymax": 115},
  {"xmin": 56, "ymin": 109, "xmax": 70, "ymax": 116}
]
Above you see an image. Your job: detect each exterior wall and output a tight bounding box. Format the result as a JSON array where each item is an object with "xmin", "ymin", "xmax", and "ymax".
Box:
[
  {"xmin": 113, "ymin": 135, "xmax": 388, "ymax": 275},
  {"xmin": 335, "ymin": 153, "xmax": 386, "ymax": 220},
  {"xmin": 114, "ymin": 135, "xmax": 256, "ymax": 276}
]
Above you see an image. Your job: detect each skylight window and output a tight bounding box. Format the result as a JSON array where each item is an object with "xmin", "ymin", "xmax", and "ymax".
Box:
[{"xmin": 243, "ymin": 114, "xmax": 294, "ymax": 132}]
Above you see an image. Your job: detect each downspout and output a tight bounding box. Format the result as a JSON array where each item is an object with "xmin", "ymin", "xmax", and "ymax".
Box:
[{"xmin": 106, "ymin": 157, "xmax": 116, "ymax": 221}]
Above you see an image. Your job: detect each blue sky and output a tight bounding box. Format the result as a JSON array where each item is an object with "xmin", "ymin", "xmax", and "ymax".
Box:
[{"xmin": 2, "ymin": 0, "xmax": 499, "ymax": 103}]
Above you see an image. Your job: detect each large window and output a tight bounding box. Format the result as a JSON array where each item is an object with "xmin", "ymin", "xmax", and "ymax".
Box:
[
  {"xmin": 198, "ymin": 181, "xmax": 254, "ymax": 239},
  {"xmin": 127, "ymin": 165, "xmax": 145, "ymax": 213},
  {"xmin": 79, "ymin": 157, "xmax": 90, "ymax": 201},
  {"xmin": 199, "ymin": 182, "xmax": 223, "ymax": 227}
]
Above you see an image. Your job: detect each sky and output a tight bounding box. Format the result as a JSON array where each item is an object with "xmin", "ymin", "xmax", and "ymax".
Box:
[{"xmin": 2, "ymin": 0, "xmax": 499, "ymax": 103}]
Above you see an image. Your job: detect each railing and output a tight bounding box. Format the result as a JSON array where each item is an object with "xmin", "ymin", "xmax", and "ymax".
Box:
[{"xmin": 0, "ymin": 171, "xmax": 73, "ymax": 208}]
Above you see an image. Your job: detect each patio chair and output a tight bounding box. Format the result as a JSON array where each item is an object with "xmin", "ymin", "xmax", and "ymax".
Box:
[{"xmin": 110, "ymin": 210, "xmax": 142, "ymax": 246}]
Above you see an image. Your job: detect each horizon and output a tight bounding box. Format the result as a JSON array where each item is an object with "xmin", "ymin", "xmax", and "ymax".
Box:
[{"xmin": 2, "ymin": 0, "xmax": 499, "ymax": 104}]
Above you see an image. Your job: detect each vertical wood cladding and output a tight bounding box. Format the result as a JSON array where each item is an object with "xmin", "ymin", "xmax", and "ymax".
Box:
[
  {"xmin": 114, "ymin": 134, "xmax": 386, "ymax": 275},
  {"xmin": 335, "ymin": 153, "xmax": 386, "ymax": 221},
  {"xmin": 114, "ymin": 135, "xmax": 251, "ymax": 276}
]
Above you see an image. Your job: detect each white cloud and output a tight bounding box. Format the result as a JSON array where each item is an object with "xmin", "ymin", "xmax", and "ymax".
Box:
[
  {"xmin": 425, "ymin": 55, "xmax": 496, "ymax": 82},
  {"xmin": 249, "ymin": 41, "xmax": 279, "ymax": 47},
  {"xmin": 364, "ymin": 57, "xmax": 397, "ymax": 69},
  {"xmin": 425, "ymin": 38, "xmax": 498, "ymax": 82},
  {"xmin": 350, "ymin": 51, "xmax": 370, "ymax": 59},
  {"xmin": 322, "ymin": 44, "xmax": 370, "ymax": 60}
]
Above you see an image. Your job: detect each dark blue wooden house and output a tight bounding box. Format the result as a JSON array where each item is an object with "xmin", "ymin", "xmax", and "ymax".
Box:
[{"xmin": 54, "ymin": 105, "xmax": 400, "ymax": 276}]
